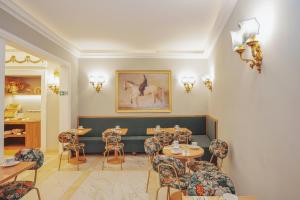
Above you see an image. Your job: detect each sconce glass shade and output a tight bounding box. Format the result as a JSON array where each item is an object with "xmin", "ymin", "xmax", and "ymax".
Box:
[
  {"xmin": 89, "ymin": 75, "xmax": 106, "ymax": 84},
  {"xmin": 181, "ymin": 76, "xmax": 195, "ymax": 84},
  {"xmin": 48, "ymin": 70, "xmax": 60, "ymax": 94},
  {"xmin": 239, "ymin": 18, "xmax": 260, "ymax": 42},
  {"xmin": 230, "ymin": 30, "xmax": 244, "ymax": 51}
]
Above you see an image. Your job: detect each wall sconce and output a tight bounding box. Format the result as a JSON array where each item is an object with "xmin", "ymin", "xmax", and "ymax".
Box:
[
  {"xmin": 231, "ymin": 18, "xmax": 263, "ymax": 73},
  {"xmin": 181, "ymin": 76, "xmax": 196, "ymax": 93},
  {"xmin": 48, "ymin": 70, "xmax": 60, "ymax": 94},
  {"xmin": 89, "ymin": 75, "xmax": 106, "ymax": 93},
  {"xmin": 202, "ymin": 78, "xmax": 213, "ymax": 91}
]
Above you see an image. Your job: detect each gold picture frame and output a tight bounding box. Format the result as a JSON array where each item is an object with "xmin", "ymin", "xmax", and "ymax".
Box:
[{"xmin": 116, "ymin": 70, "xmax": 172, "ymax": 112}]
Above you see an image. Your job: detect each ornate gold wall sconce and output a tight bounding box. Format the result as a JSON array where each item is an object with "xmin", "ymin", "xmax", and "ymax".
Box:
[
  {"xmin": 89, "ymin": 75, "xmax": 106, "ymax": 93},
  {"xmin": 181, "ymin": 76, "xmax": 196, "ymax": 93},
  {"xmin": 231, "ymin": 18, "xmax": 263, "ymax": 73},
  {"xmin": 48, "ymin": 70, "xmax": 60, "ymax": 94},
  {"xmin": 202, "ymin": 78, "xmax": 213, "ymax": 91}
]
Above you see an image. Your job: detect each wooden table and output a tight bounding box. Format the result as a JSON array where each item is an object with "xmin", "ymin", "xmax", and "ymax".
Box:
[
  {"xmin": 147, "ymin": 128, "xmax": 191, "ymax": 135},
  {"xmin": 68, "ymin": 128, "xmax": 92, "ymax": 166},
  {"xmin": 181, "ymin": 196, "xmax": 256, "ymax": 200},
  {"xmin": 163, "ymin": 144, "xmax": 204, "ymax": 160},
  {"xmin": 0, "ymin": 162, "xmax": 35, "ymax": 184},
  {"xmin": 103, "ymin": 128, "xmax": 128, "ymax": 164}
]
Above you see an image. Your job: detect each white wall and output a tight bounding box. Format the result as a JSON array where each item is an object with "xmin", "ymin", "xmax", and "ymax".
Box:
[
  {"xmin": 78, "ymin": 58, "xmax": 210, "ymax": 116},
  {"xmin": 208, "ymin": 0, "xmax": 300, "ymax": 200},
  {"xmin": 0, "ymin": 39, "xmax": 5, "ymax": 159}
]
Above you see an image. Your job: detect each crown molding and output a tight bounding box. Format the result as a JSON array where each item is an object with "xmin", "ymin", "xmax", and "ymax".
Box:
[
  {"xmin": 0, "ymin": 0, "xmax": 237, "ymax": 59},
  {"xmin": 203, "ymin": 0, "xmax": 238, "ymax": 56},
  {"xmin": 0, "ymin": 0, "xmax": 80, "ymax": 57},
  {"xmin": 79, "ymin": 50, "xmax": 206, "ymax": 59}
]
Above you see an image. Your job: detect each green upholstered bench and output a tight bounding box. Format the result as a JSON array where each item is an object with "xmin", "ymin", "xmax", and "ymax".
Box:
[{"xmin": 78, "ymin": 115, "xmax": 217, "ymax": 161}]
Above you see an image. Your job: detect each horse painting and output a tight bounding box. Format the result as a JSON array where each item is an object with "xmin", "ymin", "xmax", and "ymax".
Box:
[
  {"xmin": 124, "ymin": 74, "xmax": 165, "ymax": 107},
  {"xmin": 116, "ymin": 70, "xmax": 171, "ymax": 112}
]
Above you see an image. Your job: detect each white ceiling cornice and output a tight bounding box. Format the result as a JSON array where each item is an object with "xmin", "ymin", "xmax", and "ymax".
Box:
[
  {"xmin": 0, "ymin": 0, "xmax": 237, "ymax": 59},
  {"xmin": 0, "ymin": 0, "xmax": 80, "ymax": 57}
]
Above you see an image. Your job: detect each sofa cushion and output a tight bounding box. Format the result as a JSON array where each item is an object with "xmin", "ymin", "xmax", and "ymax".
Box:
[{"xmin": 191, "ymin": 135, "xmax": 211, "ymax": 148}]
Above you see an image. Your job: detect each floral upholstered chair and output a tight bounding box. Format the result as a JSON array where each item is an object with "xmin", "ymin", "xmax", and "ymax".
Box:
[
  {"xmin": 58, "ymin": 132, "xmax": 86, "ymax": 171},
  {"xmin": 0, "ymin": 148, "xmax": 44, "ymax": 200},
  {"xmin": 152, "ymin": 155, "xmax": 191, "ymax": 200},
  {"xmin": 102, "ymin": 130, "xmax": 125, "ymax": 170},
  {"xmin": 144, "ymin": 137, "xmax": 162, "ymax": 192},
  {"xmin": 187, "ymin": 170, "xmax": 235, "ymax": 196},
  {"xmin": 187, "ymin": 139, "xmax": 228, "ymax": 172},
  {"xmin": 154, "ymin": 131, "xmax": 173, "ymax": 147},
  {"xmin": 173, "ymin": 130, "xmax": 192, "ymax": 144}
]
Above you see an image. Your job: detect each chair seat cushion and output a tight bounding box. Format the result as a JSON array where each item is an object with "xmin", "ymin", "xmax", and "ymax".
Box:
[
  {"xmin": 187, "ymin": 160, "xmax": 219, "ymax": 172},
  {"xmin": 0, "ymin": 181, "xmax": 34, "ymax": 200},
  {"xmin": 187, "ymin": 171, "xmax": 235, "ymax": 196},
  {"xmin": 122, "ymin": 136, "xmax": 148, "ymax": 141},
  {"xmin": 169, "ymin": 174, "xmax": 191, "ymax": 190}
]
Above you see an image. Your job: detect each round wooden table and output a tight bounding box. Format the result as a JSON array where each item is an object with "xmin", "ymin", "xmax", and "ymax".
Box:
[{"xmin": 162, "ymin": 144, "xmax": 204, "ymax": 161}]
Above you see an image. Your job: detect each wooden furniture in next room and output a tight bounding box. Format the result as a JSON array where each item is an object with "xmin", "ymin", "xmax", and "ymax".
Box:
[{"xmin": 4, "ymin": 120, "xmax": 41, "ymax": 148}]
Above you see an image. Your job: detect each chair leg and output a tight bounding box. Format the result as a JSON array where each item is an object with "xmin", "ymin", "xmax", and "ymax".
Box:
[
  {"xmin": 58, "ymin": 152, "xmax": 63, "ymax": 170},
  {"xmin": 76, "ymin": 150, "xmax": 79, "ymax": 171},
  {"xmin": 167, "ymin": 186, "xmax": 170, "ymax": 200},
  {"xmin": 117, "ymin": 150, "xmax": 123, "ymax": 170},
  {"xmin": 155, "ymin": 187, "xmax": 161, "ymax": 200},
  {"xmin": 146, "ymin": 169, "xmax": 151, "ymax": 192},
  {"xmin": 68, "ymin": 150, "xmax": 70, "ymax": 163},
  {"xmin": 82, "ymin": 148, "xmax": 86, "ymax": 158},
  {"xmin": 33, "ymin": 187, "xmax": 41, "ymax": 200},
  {"xmin": 102, "ymin": 150, "xmax": 108, "ymax": 170}
]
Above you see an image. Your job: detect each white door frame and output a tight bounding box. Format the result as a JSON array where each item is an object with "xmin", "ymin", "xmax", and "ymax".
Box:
[
  {"xmin": 0, "ymin": 28, "xmax": 72, "ymax": 152},
  {"xmin": 0, "ymin": 38, "xmax": 5, "ymax": 159}
]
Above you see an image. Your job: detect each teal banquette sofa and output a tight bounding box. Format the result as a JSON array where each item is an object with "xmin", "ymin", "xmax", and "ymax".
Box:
[{"xmin": 78, "ymin": 115, "xmax": 217, "ymax": 161}]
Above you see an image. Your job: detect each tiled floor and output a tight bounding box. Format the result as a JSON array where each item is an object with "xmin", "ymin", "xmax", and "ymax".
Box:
[{"xmin": 14, "ymin": 153, "xmax": 177, "ymax": 200}]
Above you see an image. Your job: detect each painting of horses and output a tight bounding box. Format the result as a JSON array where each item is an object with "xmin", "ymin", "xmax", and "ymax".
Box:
[{"xmin": 116, "ymin": 70, "xmax": 172, "ymax": 112}]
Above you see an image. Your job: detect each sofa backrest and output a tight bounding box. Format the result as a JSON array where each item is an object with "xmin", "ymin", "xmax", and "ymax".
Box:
[{"xmin": 78, "ymin": 116, "xmax": 206, "ymax": 137}]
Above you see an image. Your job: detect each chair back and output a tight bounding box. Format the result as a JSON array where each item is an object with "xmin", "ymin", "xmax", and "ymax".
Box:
[
  {"xmin": 15, "ymin": 148, "xmax": 44, "ymax": 170},
  {"xmin": 144, "ymin": 137, "xmax": 161, "ymax": 156},
  {"xmin": 173, "ymin": 130, "xmax": 192, "ymax": 144},
  {"xmin": 209, "ymin": 139, "xmax": 229, "ymax": 159},
  {"xmin": 102, "ymin": 131, "xmax": 121, "ymax": 146},
  {"xmin": 154, "ymin": 131, "xmax": 173, "ymax": 147},
  {"xmin": 58, "ymin": 132, "xmax": 75, "ymax": 144},
  {"xmin": 152, "ymin": 155, "xmax": 185, "ymax": 180}
]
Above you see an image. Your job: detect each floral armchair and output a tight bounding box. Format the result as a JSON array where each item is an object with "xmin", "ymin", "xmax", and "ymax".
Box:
[
  {"xmin": 187, "ymin": 170, "xmax": 235, "ymax": 196},
  {"xmin": 152, "ymin": 155, "xmax": 191, "ymax": 200},
  {"xmin": 188, "ymin": 139, "xmax": 229, "ymax": 172},
  {"xmin": 144, "ymin": 137, "xmax": 162, "ymax": 192},
  {"xmin": 0, "ymin": 148, "xmax": 44, "ymax": 200},
  {"xmin": 154, "ymin": 131, "xmax": 173, "ymax": 147}
]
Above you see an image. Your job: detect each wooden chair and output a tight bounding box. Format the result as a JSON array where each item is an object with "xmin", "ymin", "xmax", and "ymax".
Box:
[
  {"xmin": 187, "ymin": 139, "xmax": 229, "ymax": 172},
  {"xmin": 144, "ymin": 137, "xmax": 162, "ymax": 192},
  {"xmin": 173, "ymin": 130, "xmax": 192, "ymax": 144},
  {"xmin": 0, "ymin": 148, "xmax": 44, "ymax": 200},
  {"xmin": 154, "ymin": 131, "xmax": 173, "ymax": 147},
  {"xmin": 102, "ymin": 131, "xmax": 125, "ymax": 170},
  {"xmin": 58, "ymin": 132, "xmax": 86, "ymax": 171},
  {"xmin": 152, "ymin": 155, "xmax": 191, "ymax": 200}
]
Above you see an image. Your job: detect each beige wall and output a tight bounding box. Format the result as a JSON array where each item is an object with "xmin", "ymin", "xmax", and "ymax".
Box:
[
  {"xmin": 208, "ymin": 0, "xmax": 300, "ymax": 199},
  {"xmin": 78, "ymin": 58, "xmax": 210, "ymax": 116}
]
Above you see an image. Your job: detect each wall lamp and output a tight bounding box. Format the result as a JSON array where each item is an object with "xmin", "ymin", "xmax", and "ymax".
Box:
[
  {"xmin": 202, "ymin": 78, "xmax": 213, "ymax": 92},
  {"xmin": 89, "ymin": 75, "xmax": 106, "ymax": 93},
  {"xmin": 231, "ymin": 18, "xmax": 263, "ymax": 73},
  {"xmin": 181, "ymin": 76, "xmax": 196, "ymax": 93},
  {"xmin": 48, "ymin": 70, "xmax": 60, "ymax": 94}
]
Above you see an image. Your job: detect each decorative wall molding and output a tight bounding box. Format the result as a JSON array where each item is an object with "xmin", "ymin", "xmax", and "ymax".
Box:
[{"xmin": 0, "ymin": 0, "xmax": 237, "ymax": 59}]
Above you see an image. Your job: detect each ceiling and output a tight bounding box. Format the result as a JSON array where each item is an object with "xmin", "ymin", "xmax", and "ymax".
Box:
[{"xmin": 3, "ymin": 0, "xmax": 237, "ymax": 58}]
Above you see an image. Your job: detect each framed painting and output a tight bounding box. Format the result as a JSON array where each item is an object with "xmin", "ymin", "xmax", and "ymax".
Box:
[{"xmin": 116, "ymin": 70, "xmax": 172, "ymax": 112}]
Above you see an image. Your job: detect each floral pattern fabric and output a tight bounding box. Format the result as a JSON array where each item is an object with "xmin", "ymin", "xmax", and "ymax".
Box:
[
  {"xmin": 187, "ymin": 170, "xmax": 235, "ymax": 196},
  {"xmin": 154, "ymin": 131, "xmax": 173, "ymax": 147},
  {"xmin": 187, "ymin": 160, "xmax": 219, "ymax": 172},
  {"xmin": 173, "ymin": 130, "xmax": 192, "ymax": 144},
  {"xmin": 0, "ymin": 181, "xmax": 33, "ymax": 200},
  {"xmin": 209, "ymin": 139, "xmax": 229, "ymax": 159},
  {"xmin": 144, "ymin": 137, "xmax": 161, "ymax": 155},
  {"xmin": 15, "ymin": 148, "xmax": 44, "ymax": 169},
  {"xmin": 152, "ymin": 155, "xmax": 190, "ymax": 190}
]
